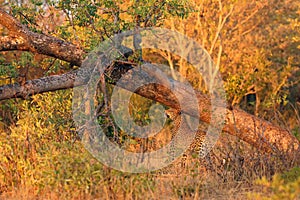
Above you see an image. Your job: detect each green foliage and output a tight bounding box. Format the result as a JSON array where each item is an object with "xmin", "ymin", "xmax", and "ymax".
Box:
[
  {"xmin": 282, "ymin": 167, "xmax": 300, "ymax": 183},
  {"xmin": 54, "ymin": 0, "xmax": 192, "ymax": 50},
  {"xmin": 0, "ymin": 90, "xmax": 75, "ymax": 190},
  {"xmin": 0, "ymin": 63, "xmax": 17, "ymax": 80},
  {"xmin": 249, "ymin": 168, "xmax": 300, "ymax": 200},
  {"xmin": 292, "ymin": 127, "xmax": 300, "ymax": 140},
  {"xmin": 0, "ymin": 90, "xmax": 155, "ymax": 198},
  {"xmin": 0, "ymin": 52, "xmax": 33, "ymax": 85}
]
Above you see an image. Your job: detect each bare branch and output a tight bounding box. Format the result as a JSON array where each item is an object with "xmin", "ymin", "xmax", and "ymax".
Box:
[
  {"xmin": 0, "ymin": 70, "xmax": 80, "ymax": 99},
  {"xmin": 0, "ymin": 35, "xmax": 28, "ymax": 51},
  {"xmin": 0, "ymin": 8, "xmax": 85, "ymax": 66}
]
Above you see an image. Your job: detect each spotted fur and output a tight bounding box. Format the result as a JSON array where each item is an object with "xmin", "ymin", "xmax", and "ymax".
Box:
[{"xmin": 165, "ymin": 108, "xmax": 208, "ymax": 163}]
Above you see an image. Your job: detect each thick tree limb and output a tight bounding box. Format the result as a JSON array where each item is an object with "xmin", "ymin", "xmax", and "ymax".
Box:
[
  {"xmin": 0, "ymin": 63, "xmax": 299, "ymax": 154},
  {"xmin": 0, "ymin": 8, "xmax": 85, "ymax": 66},
  {"xmin": 0, "ymin": 8, "xmax": 299, "ymax": 155},
  {"xmin": 0, "ymin": 35, "xmax": 28, "ymax": 51},
  {"xmin": 0, "ymin": 70, "xmax": 83, "ymax": 99}
]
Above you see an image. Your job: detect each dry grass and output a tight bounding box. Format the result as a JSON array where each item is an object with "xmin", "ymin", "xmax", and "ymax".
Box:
[
  {"xmin": 0, "ymin": 138, "xmax": 299, "ymax": 199},
  {"xmin": 0, "ymin": 95, "xmax": 299, "ymax": 199}
]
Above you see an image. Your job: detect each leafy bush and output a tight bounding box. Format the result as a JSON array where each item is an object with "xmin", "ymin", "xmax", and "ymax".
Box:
[{"xmin": 249, "ymin": 167, "xmax": 300, "ymax": 200}]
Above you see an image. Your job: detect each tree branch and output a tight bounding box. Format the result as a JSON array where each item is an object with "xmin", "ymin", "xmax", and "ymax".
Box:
[
  {"xmin": 0, "ymin": 62, "xmax": 299, "ymax": 154},
  {"xmin": 0, "ymin": 35, "xmax": 28, "ymax": 51},
  {"xmin": 0, "ymin": 8, "xmax": 85, "ymax": 66},
  {"xmin": 0, "ymin": 8, "xmax": 299, "ymax": 155},
  {"xmin": 0, "ymin": 70, "xmax": 81, "ymax": 99}
]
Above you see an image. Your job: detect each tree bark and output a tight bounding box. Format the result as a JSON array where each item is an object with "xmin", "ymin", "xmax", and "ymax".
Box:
[
  {"xmin": 0, "ymin": 8, "xmax": 299, "ymax": 155},
  {"xmin": 0, "ymin": 8, "xmax": 85, "ymax": 66}
]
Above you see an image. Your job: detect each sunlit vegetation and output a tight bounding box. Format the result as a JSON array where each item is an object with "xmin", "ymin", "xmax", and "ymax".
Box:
[{"xmin": 0, "ymin": 0, "xmax": 299, "ymax": 199}]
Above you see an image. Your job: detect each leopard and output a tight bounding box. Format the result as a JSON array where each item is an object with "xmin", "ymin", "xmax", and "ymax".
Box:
[{"xmin": 163, "ymin": 108, "xmax": 209, "ymax": 173}]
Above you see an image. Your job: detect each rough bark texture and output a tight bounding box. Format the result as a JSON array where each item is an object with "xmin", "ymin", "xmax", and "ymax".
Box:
[
  {"xmin": 0, "ymin": 8, "xmax": 299, "ymax": 155},
  {"xmin": 0, "ymin": 8, "xmax": 85, "ymax": 66},
  {"xmin": 0, "ymin": 70, "xmax": 83, "ymax": 99}
]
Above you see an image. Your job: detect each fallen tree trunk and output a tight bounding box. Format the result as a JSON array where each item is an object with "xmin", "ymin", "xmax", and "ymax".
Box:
[
  {"xmin": 0, "ymin": 8, "xmax": 299, "ymax": 155},
  {"xmin": 0, "ymin": 61, "xmax": 299, "ymax": 154}
]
